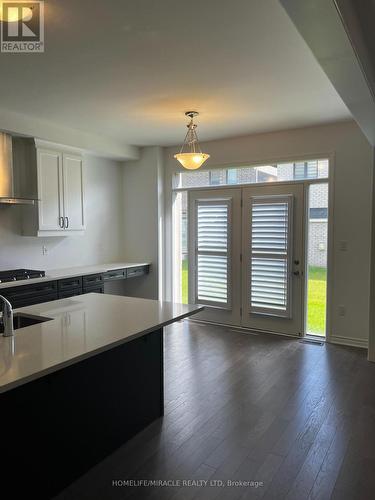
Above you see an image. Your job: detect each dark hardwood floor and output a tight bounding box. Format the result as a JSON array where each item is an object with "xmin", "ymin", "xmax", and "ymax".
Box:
[{"xmin": 55, "ymin": 321, "xmax": 375, "ymax": 500}]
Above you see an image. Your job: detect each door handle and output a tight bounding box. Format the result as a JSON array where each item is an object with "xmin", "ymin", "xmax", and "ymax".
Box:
[
  {"xmin": 293, "ymin": 271, "xmax": 300, "ymax": 276},
  {"xmin": 65, "ymin": 217, "xmax": 69, "ymax": 229},
  {"xmin": 59, "ymin": 216, "xmax": 64, "ymax": 228}
]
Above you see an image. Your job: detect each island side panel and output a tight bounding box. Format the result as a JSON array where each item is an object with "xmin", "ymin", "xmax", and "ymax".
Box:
[{"xmin": 0, "ymin": 328, "xmax": 164, "ymax": 499}]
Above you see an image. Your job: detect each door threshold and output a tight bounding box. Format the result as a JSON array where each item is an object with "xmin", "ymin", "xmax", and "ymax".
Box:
[
  {"xmin": 185, "ymin": 318, "xmax": 300, "ymax": 339},
  {"xmin": 305, "ymin": 333, "xmax": 326, "ymax": 343},
  {"xmin": 300, "ymin": 338, "xmax": 324, "ymax": 346}
]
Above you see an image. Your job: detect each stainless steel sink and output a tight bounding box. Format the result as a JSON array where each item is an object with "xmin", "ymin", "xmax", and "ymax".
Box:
[{"xmin": 0, "ymin": 313, "xmax": 52, "ymax": 334}]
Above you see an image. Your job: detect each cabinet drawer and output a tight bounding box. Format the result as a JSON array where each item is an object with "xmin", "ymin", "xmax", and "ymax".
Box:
[
  {"xmin": 59, "ymin": 289, "xmax": 83, "ymax": 299},
  {"xmin": 82, "ymin": 285, "xmax": 104, "ymax": 295},
  {"xmin": 103, "ymin": 269, "xmax": 125, "ymax": 282},
  {"xmin": 82, "ymin": 274, "xmax": 103, "ymax": 288},
  {"xmin": 58, "ymin": 277, "xmax": 83, "ymax": 291},
  {"xmin": 126, "ymin": 266, "xmax": 147, "ymax": 278},
  {"xmin": 3, "ymin": 281, "xmax": 58, "ymax": 302},
  {"xmin": 11, "ymin": 292, "xmax": 58, "ymax": 309}
]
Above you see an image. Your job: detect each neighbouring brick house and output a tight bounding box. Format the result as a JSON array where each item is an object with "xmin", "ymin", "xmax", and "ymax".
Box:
[{"xmin": 308, "ymin": 183, "xmax": 328, "ymax": 267}]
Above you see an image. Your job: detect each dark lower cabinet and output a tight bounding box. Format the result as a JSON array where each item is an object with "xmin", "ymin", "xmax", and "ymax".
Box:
[
  {"xmin": 103, "ymin": 265, "xmax": 149, "ymax": 281},
  {"xmin": 11, "ymin": 293, "xmax": 59, "ymax": 308},
  {"xmin": 127, "ymin": 266, "xmax": 148, "ymax": 278},
  {"xmin": 0, "ymin": 328, "xmax": 163, "ymax": 499},
  {"xmin": 1, "ymin": 281, "xmax": 58, "ymax": 308},
  {"xmin": 0, "ymin": 265, "xmax": 149, "ymax": 308},
  {"xmin": 103, "ymin": 269, "xmax": 126, "ymax": 281},
  {"xmin": 83, "ymin": 273, "xmax": 104, "ymax": 288},
  {"xmin": 83, "ymin": 285, "xmax": 104, "ymax": 294},
  {"xmin": 83, "ymin": 274, "xmax": 104, "ymax": 295},
  {"xmin": 58, "ymin": 276, "xmax": 83, "ymax": 292},
  {"xmin": 59, "ymin": 289, "xmax": 83, "ymax": 299},
  {"xmin": 58, "ymin": 276, "xmax": 83, "ymax": 299}
]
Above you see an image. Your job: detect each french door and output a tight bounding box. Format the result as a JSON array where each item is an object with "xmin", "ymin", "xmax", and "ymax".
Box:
[
  {"xmin": 242, "ymin": 184, "xmax": 304, "ymax": 335},
  {"xmin": 188, "ymin": 189, "xmax": 242, "ymax": 325},
  {"xmin": 188, "ymin": 183, "xmax": 304, "ymax": 336}
]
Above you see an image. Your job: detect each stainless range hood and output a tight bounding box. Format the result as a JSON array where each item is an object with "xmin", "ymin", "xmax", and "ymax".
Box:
[{"xmin": 0, "ymin": 133, "xmax": 36, "ymax": 205}]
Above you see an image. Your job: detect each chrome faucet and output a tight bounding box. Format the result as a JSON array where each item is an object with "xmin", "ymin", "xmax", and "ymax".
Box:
[{"xmin": 0, "ymin": 295, "xmax": 14, "ymax": 337}]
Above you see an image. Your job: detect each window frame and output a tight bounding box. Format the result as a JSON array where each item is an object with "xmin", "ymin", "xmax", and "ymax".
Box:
[
  {"xmin": 167, "ymin": 153, "xmax": 334, "ymax": 342},
  {"xmin": 173, "ymin": 159, "xmax": 329, "ymax": 190}
]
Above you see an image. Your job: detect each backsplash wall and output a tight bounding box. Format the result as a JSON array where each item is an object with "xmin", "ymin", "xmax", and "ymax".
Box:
[{"xmin": 0, "ymin": 155, "xmax": 124, "ymax": 271}]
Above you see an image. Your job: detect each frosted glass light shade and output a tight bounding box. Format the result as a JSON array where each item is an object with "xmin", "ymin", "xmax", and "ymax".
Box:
[{"xmin": 174, "ymin": 153, "xmax": 210, "ymax": 170}]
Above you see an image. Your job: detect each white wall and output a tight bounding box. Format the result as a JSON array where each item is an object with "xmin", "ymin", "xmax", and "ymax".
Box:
[
  {"xmin": 121, "ymin": 146, "xmax": 163, "ymax": 300},
  {"xmin": 0, "ymin": 155, "xmax": 124, "ymax": 271},
  {"xmin": 164, "ymin": 120, "xmax": 373, "ymax": 348}
]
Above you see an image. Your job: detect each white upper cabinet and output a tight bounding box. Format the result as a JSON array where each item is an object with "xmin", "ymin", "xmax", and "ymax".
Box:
[
  {"xmin": 22, "ymin": 144, "xmax": 85, "ymax": 237},
  {"xmin": 62, "ymin": 153, "xmax": 85, "ymax": 231},
  {"xmin": 37, "ymin": 149, "xmax": 64, "ymax": 232}
]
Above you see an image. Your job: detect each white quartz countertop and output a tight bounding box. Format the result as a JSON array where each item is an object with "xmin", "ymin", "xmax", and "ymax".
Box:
[
  {"xmin": 0, "ymin": 262, "xmax": 150, "ymax": 290},
  {"xmin": 0, "ymin": 293, "xmax": 203, "ymax": 393}
]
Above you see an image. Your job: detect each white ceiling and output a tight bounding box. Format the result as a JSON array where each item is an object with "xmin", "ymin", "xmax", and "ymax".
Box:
[{"xmin": 0, "ymin": 0, "xmax": 351, "ymax": 146}]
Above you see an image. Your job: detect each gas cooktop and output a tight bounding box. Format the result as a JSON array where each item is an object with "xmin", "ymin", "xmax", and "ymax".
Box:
[{"xmin": 0, "ymin": 269, "xmax": 45, "ymax": 284}]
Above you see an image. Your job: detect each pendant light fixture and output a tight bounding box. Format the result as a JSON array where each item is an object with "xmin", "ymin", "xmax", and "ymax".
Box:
[{"xmin": 174, "ymin": 111, "xmax": 210, "ymax": 170}]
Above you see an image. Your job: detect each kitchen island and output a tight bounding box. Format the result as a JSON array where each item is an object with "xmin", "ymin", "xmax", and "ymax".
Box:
[{"xmin": 0, "ymin": 293, "xmax": 203, "ymax": 498}]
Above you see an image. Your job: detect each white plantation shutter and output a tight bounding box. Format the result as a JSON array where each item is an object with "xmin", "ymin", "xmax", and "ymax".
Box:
[
  {"xmin": 249, "ymin": 195, "xmax": 293, "ymax": 317},
  {"xmin": 195, "ymin": 200, "xmax": 231, "ymax": 307}
]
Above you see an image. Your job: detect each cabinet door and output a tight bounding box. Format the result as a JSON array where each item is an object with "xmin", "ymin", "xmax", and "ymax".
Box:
[
  {"xmin": 37, "ymin": 149, "xmax": 64, "ymax": 231},
  {"xmin": 63, "ymin": 153, "xmax": 85, "ymax": 231}
]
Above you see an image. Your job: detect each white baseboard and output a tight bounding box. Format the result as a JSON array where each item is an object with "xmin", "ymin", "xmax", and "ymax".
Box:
[
  {"xmin": 187, "ymin": 318, "xmax": 369, "ymax": 350},
  {"xmin": 328, "ymin": 335, "xmax": 368, "ymax": 349}
]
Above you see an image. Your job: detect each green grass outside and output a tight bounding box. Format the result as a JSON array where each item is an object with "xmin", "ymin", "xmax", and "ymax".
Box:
[
  {"xmin": 180, "ymin": 260, "xmax": 326, "ymax": 336},
  {"xmin": 306, "ymin": 266, "xmax": 327, "ymax": 336},
  {"xmin": 182, "ymin": 259, "xmax": 188, "ymax": 305}
]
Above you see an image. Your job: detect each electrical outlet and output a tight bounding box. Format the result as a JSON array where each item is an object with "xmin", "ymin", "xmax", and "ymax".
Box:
[
  {"xmin": 42, "ymin": 245, "xmax": 48, "ymax": 256},
  {"xmin": 338, "ymin": 305, "xmax": 346, "ymax": 317}
]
